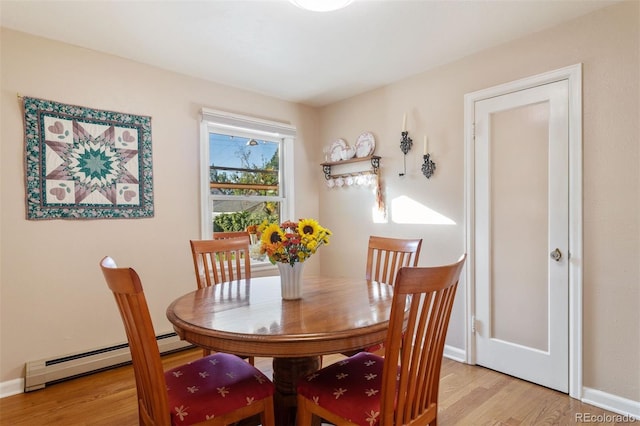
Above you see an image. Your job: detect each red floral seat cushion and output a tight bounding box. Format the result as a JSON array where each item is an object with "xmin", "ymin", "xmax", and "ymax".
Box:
[
  {"xmin": 297, "ymin": 352, "xmax": 398, "ymax": 426},
  {"xmin": 165, "ymin": 352, "xmax": 274, "ymax": 425}
]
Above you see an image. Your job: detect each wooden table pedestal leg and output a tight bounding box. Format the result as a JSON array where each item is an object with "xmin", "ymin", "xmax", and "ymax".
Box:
[{"xmin": 272, "ymin": 356, "xmax": 321, "ymax": 426}]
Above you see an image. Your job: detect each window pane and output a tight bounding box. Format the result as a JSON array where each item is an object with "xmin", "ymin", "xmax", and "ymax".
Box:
[
  {"xmin": 209, "ymin": 133, "xmax": 279, "ymax": 197},
  {"xmin": 212, "ymin": 200, "xmax": 280, "ymax": 232},
  {"xmin": 209, "ymin": 132, "xmax": 281, "ymax": 233}
]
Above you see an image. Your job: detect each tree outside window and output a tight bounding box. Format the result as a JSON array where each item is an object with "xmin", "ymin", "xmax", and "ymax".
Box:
[{"xmin": 209, "ymin": 133, "xmax": 282, "ymax": 232}]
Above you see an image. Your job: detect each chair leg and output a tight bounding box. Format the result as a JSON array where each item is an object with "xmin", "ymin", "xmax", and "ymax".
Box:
[
  {"xmin": 296, "ymin": 395, "xmax": 313, "ymax": 426},
  {"xmin": 261, "ymin": 395, "xmax": 276, "ymax": 426}
]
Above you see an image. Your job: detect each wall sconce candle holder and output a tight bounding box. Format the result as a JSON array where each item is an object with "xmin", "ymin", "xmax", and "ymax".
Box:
[
  {"xmin": 421, "ymin": 153, "xmax": 436, "ymax": 179},
  {"xmin": 400, "ymin": 131, "xmax": 412, "ymax": 155},
  {"xmin": 399, "ymin": 131, "xmax": 412, "ymax": 176}
]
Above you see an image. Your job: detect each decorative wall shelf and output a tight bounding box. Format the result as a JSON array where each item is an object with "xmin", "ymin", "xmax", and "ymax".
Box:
[{"xmin": 320, "ymin": 155, "xmax": 381, "ymax": 180}]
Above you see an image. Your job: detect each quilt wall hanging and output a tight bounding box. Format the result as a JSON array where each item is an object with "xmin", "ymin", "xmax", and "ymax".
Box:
[{"xmin": 22, "ymin": 96, "xmax": 154, "ymax": 220}]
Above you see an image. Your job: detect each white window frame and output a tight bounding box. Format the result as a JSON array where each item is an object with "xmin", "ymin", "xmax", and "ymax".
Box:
[{"xmin": 199, "ymin": 108, "xmax": 296, "ymax": 269}]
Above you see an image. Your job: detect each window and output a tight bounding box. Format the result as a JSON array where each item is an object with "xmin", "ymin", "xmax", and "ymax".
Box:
[
  {"xmin": 208, "ymin": 133, "xmax": 281, "ymax": 231},
  {"xmin": 200, "ymin": 109, "xmax": 296, "ymax": 249}
]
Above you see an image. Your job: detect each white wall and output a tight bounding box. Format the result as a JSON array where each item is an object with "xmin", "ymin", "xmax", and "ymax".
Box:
[
  {"xmin": 317, "ymin": 0, "xmax": 639, "ymax": 406},
  {"xmin": 0, "ymin": 28, "xmax": 320, "ymax": 386}
]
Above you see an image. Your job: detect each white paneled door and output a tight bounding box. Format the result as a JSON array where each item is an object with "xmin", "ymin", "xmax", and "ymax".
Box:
[{"xmin": 473, "ymin": 80, "xmax": 570, "ymax": 393}]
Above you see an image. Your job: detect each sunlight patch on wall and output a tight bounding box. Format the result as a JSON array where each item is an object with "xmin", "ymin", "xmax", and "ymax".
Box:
[{"xmin": 391, "ymin": 195, "xmax": 455, "ymax": 225}]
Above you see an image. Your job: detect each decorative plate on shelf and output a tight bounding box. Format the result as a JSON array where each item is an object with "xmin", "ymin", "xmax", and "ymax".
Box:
[
  {"xmin": 329, "ymin": 138, "xmax": 348, "ymax": 162},
  {"xmin": 355, "ymin": 132, "xmax": 376, "ymax": 158}
]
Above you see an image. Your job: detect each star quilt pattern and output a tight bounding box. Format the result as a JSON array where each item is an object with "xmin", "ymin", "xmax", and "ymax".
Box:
[{"xmin": 22, "ymin": 97, "xmax": 154, "ymax": 219}]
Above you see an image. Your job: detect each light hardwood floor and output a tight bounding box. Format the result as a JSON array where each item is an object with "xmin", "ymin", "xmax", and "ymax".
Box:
[{"xmin": 0, "ymin": 348, "xmax": 629, "ymax": 425}]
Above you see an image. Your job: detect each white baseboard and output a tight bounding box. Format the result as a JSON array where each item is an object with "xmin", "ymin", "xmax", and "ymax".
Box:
[
  {"xmin": 443, "ymin": 344, "xmax": 466, "ymax": 363},
  {"xmin": 24, "ymin": 333, "xmax": 191, "ymax": 392},
  {"xmin": 2, "ymin": 333, "xmax": 192, "ymax": 398},
  {"xmin": 0, "ymin": 378, "xmax": 24, "ymax": 398},
  {"xmin": 582, "ymin": 387, "xmax": 640, "ymax": 421}
]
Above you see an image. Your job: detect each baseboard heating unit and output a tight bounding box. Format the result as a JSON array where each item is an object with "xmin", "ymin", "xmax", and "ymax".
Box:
[{"xmin": 24, "ymin": 333, "xmax": 193, "ymax": 392}]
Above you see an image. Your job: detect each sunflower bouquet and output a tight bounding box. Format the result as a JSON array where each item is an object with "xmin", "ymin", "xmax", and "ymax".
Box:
[{"xmin": 258, "ymin": 218, "xmax": 332, "ymax": 266}]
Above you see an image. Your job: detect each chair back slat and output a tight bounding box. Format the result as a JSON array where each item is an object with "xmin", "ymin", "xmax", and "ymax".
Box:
[
  {"xmin": 380, "ymin": 255, "xmax": 466, "ymax": 426},
  {"xmin": 366, "ymin": 236, "xmax": 422, "ymax": 285},
  {"xmin": 190, "ymin": 236, "xmax": 251, "ymax": 289},
  {"xmin": 213, "ymin": 231, "xmax": 251, "ymax": 240},
  {"xmin": 100, "ymin": 257, "xmax": 170, "ymax": 426}
]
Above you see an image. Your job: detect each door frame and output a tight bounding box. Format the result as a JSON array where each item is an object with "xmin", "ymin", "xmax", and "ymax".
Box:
[{"xmin": 463, "ymin": 64, "xmax": 583, "ymax": 399}]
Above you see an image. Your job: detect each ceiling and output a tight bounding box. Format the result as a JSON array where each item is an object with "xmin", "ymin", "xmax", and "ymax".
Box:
[{"xmin": 1, "ymin": 0, "xmax": 618, "ymax": 107}]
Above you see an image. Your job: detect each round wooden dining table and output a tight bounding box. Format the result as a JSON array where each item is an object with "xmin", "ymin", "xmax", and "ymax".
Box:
[{"xmin": 166, "ymin": 274, "xmax": 394, "ymax": 424}]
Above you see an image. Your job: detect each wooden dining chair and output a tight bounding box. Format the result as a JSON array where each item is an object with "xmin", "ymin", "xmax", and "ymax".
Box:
[
  {"xmin": 99, "ymin": 256, "xmax": 275, "ymax": 426},
  {"xmin": 190, "ymin": 237, "xmax": 254, "ymax": 363},
  {"xmin": 297, "ymin": 255, "xmax": 466, "ymax": 426},
  {"xmin": 190, "ymin": 236, "xmax": 252, "ymax": 289},
  {"xmin": 342, "ymin": 235, "xmax": 423, "ymax": 357},
  {"xmin": 366, "ymin": 235, "xmax": 423, "ymax": 285}
]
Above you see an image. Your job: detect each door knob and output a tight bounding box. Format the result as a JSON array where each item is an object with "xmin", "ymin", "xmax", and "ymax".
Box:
[{"xmin": 550, "ymin": 248, "xmax": 562, "ymax": 261}]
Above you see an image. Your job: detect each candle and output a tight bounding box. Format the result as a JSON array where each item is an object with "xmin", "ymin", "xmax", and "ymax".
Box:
[
  {"xmin": 402, "ymin": 113, "xmax": 407, "ymax": 132},
  {"xmin": 423, "ymin": 135, "xmax": 428, "ymax": 155}
]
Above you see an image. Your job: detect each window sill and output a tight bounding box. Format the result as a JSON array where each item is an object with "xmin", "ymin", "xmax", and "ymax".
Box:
[{"xmin": 251, "ymin": 260, "xmax": 278, "ymax": 277}]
